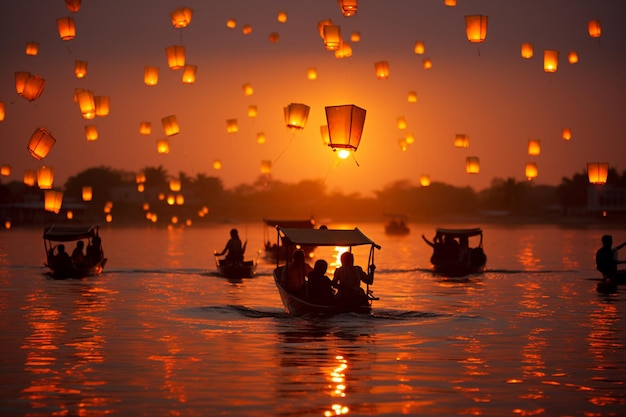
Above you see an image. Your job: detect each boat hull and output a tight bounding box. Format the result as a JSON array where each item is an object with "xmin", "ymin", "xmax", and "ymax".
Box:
[
  {"xmin": 46, "ymin": 258, "xmax": 107, "ymax": 279},
  {"xmin": 217, "ymin": 259, "xmax": 256, "ymax": 279},
  {"xmin": 432, "ymin": 261, "xmax": 485, "ymax": 278}
]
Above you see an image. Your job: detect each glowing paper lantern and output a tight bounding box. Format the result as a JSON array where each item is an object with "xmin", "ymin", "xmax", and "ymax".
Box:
[
  {"xmin": 587, "ymin": 19, "xmax": 601, "ymax": 38},
  {"xmin": 338, "ymin": 0, "xmax": 358, "ymax": 17},
  {"xmin": 37, "ymin": 165, "xmax": 54, "ymax": 189},
  {"xmin": 525, "ymin": 162, "xmax": 538, "ymax": 180},
  {"xmin": 405, "ymin": 133, "xmax": 415, "ymax": 144},
  {"xmin": 587, "ymin": 162, "xmax": 609, "ymax": 184},
  {"xmin": 320, "ymin": 125, "xmax": 330, "ymax": 146},
  {"xmin": 136, "ymin": 172, "xmax": 146, "ymax": 184},
  {"xmin": 166, "ymin": 194, "xmax": 175, "ymax": 205},
  {"xmin": 317, "ymin": 19, "xmax": 333, "ymax": 39},
  {"xmin": 0, "ymin": 102, "xmax": 4, "ymax": 122},
  {"xmin": 169, "ymin": 179, "xmax": 181, "ymax": 192},
  {"xmin": 335, "ymin": 42, "xmax": 352, "ymax": 58},
  {"xmin": 139, "ymin": 122, "xmax": 152, "ymax": 135},
  {"xmin": 85, "ymin": 124, "xmax": 98, "ymax": 141},
  {"xmin": 75, "ymin": 89, "xmax": 95, "ymax": 119},
  {"xmin": 277, "ymin": 11, "xmax": 287, "ymax": 23},
  {"xmin": 375, "ymin": 61, "xmax": 390, "ymax": 79},
  {"xmin": 226, "ymin": 119, "xmax": 238, "ymax": 133},
  {"xmin": 144, "ymin": 66, "xmax": 159, "ymax": 86},
  {"xmin": 307, "ymin": 68, "xmax": 317, "ymax": 80},
  {"xmin": 325, "ymin": 104, "xmax": 366, "ymax": 156},
  {"xmin": 454, "ymin": 134, "xmax": 469, "ymax": 148},
  {"xmin": 407, "ymin": 91, "xmax": 418, "ymax": 103},
  {"xmin": 528, "ymin": 139, "xmax": 541, "ymax": 156},
  {"xmin": 177, "ymin": 194, "xmax": 185, "ymax": 205},
  {"xmin": 161, "ymin": 115, "xmax": 180, "ymax": 136},
  {"xmin": 242, "ymin": 25, "xmax": 252, "ymax": 35},
  {"xmin": 247, "ymin": 105, "xmax": 258, "ymax": 118},
  {"xmin": 14, "ymin": 71, "xmax": 29, "ymax": 94},
  {"xmin": 24, "ymin": 170, "xmax": 36, "ymax": 186},
  {"xmin": 170, "ymin": 7, "xmax": 193, "ymax": 28},
  {"xmin": 182, "ymin": 65, "xmax": 197, "ymax": 84},
  {"xmin": 269, "ymin": 33, "xmax": 280, "ymax": 43},
  {"xmin": 414, "ymin": 41, "xmax": 425, "ymax": 55},
  {"xmin": 420, "ymin": 175, "xmax": 431, "ymax": 187},
  {"xmin": 226, "ymin": 19, "xmax": 237, "ymax": 29},
  {"xmin": 0, "ymin": 165, "xmax": 11, "ymax": 176},
  {"xmin": 466, "ymin": 157, "xmax": 480, "ymax": 174},
  {"xmin": 25, "ymin": 41, "xmax": 39, "ymax": 56},
  {"xmin": 323, "ymin": 25, "xmax": 341, "ymax": 51},
  {"xmin": 544, "ymin": 50, "xmax": 559, "ymax": 72},
  {"xmin": 94, "ymin": 96, "xmax": 110, "ymax": 117},
  {"xmin": 562, "ymin": 128, "xmax": 572, "ymax": 141},
  {"xmin": 74, "ymin": 60, "xmax": 88, "ymax": 78},
  {"xmin": 157, "ymin": 139, "xmax": 170, "ymax": 154},
  {"xmin": 351, "ymin": 31, "xmax": 361, "ymax": 42},
  {"xmin": 82, "ymin": 186, "xmax": 93, "ymax": 201},
  {"xmin": 65, "ymin": 0, "xmax": 81, "ymax": 12},
  {"xmin": 521, "ymin": 42, "xmax": 533, "ymax": 59},
  {"xmin": 242, "ymin": 83, "xmax": 254, "ymax": 96},
  {"xmin": 66, "ymin": 210, "xmax": 73, "ymax": 220},
  {"xmin": 423, "ymin": 58, "xmax": 433, "ymax": 70},
  {"xmin": 284, "ymin": 103, "xmax": 310, "ymax": 130},
  {"xmin": 257, "ymin": 132, "xmax": 266, "ymax": 144},
  {"xmin": 465, "ymin": 15, "xmax": 488, "ymax": 43},
  {"xmin": 165, "ymin": 45, "xmax": 185, "ymax": 70},
  {"xmin": 568, "ymin": 51, "xmax": 579, "ymax": 64},
  {"xmin": 398, "ymin": 138, "xmax": 408, "ymax": 151},
  {"xmin": 445, "ymin": 0, "xmax": 457, "ymax": 6},
  {"xmin": 213, "ymin": 160, "xmax": 222, "ymax": 170},
  {"xmin": 57, "ymin": 17, "xmax": 76, "ymax": 40},
  {"xmin": 397, "ymin": 116, "xmax": 407, "ymax": 130},
  {"xmin": 44, "ymin": 190, "xmax": 63, "ymax": 213},
  {"xmin": 28, "ymin": 128, "xmax": 56, "ymax": 160},
  {"xmin": 15, "ymin": 72, "xmax": 46, "ymax": 101},
  {"xmin": 260, "ymin": 160, "xmax": 272, "ymax": 174},
  {"xmin": 137, "ymin": 183, "xmax": 145, "ymax": 193}
]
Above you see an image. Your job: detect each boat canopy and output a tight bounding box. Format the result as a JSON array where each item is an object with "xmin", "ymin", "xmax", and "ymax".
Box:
[
  {"xmin": 264, "ymin": 218, "xmax": 315, "ymax": 228},
  {"xmin": 43, "ymin": 224, "xmax": 100, "ymax": 242},
  {"xmin": 435, "ymin": 227, "xmax": 483, "ymax": 238},
  {"xmin": 278, "ymin": 227, "xmax": 381, "ymax": 249}
]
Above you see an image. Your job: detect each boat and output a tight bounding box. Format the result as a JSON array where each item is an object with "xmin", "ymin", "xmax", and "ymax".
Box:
[
  {"xmin": 43, "ymin": 224, "xmax": 107, "ymax": 278},
  {"xmin": 423, "ymin": 227, "xmax": 487, "ymax": 277},
  {"xmin": 263, "ymin": 218, "xmax": 317, "ymax": 262},
  {"xmin": 384, "ymin": 214, "xmax": 410, "ymax": 235},
  {"xmin": 273, "ymin": 226, "xmax": 381, "ymax": 316},
  {"xmin": 214, "ymin": 256, "xmax": 257, "ymax": 279}
]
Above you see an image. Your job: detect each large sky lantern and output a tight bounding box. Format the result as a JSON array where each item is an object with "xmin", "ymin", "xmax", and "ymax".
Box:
[
  {"xmin": 307, "ymin": 68, "xmax": 318, "ymax": 80},
  {"xmin": 226, "ymin": 118, "xmax": 239, "ymax": 133},
  {"xmin": 414, "ymin": 40, "xmax": 425, "ymax": 55},
  {"xmin": 528, "ymin": 139, "xmax": 541, "ymax": 156},
  {"xmin": 338, "ymin": 0, "xmax": 358, "ymax": 17},
  {"xmin": 37, "ymin": 165, "xmax": 54, "ymax": 189},
  {"xmin": 323, "ymin": 24, "xmax": 341, "ymax": 51},
  {"xmin": 465, "ymin": 15, "xmax": 488, "ymax": 43},
  {"xmin": 94, "ymin": 96, "xmax": 110, "ymax": 117},
  {"xmin": 56, "ymin": 17, "xmax": 76, "ymax": 40},
  {"xmin": 324, "ymin": 104, "xmax": 366, "ymax": 159},
  {"xmin": 161, "ymin": 115, "xmax": 180, "ymax": 136},
  {"xmin": 374, "ymin": 61, "xmax": 390, "ymax": 79},
  {"xmin": 25, "ymin": 41, "xmax": 39, "ymax": 56},
  {"xmin": 27, "ymin": 127, "xmax": 56, "ymax": 160},
  {"xmin": 284, "ymin": 103, "xmax": 310, "ymax": 130},
  {"xmin": 587, "ymin": 162, "xmax": 609, "ymax": 184},
  {"xmin": 139, "ymin": 121, "xmax": 152, "ymax": 135},
  {"xmin": 543, "ymin": 50, "xmax": 559, "ymax": 72},
  {"xmin": 74, "ymin": 60, "xmax": 88, "ymax": 78},
  {"xmin": 165, "ymin": 45, "xmax": 186, "ymax": 70},
  {"xmin": 454, "ymin": 134, "xmax": 469, "ymax": 148},
  {"xmin": 170, "ymin": 7, "xmax": 193, "ymax": 28},
  {"xmin": 75, "ymin": 89, "xmax": 95, "ymax": 119},
  {"xmin": 156, "ymin": 138, "xmax": 170, "ymax": 154},
  {"xmin": 84, "ymin": 124, "xmax": 98, "ymax": 141},
  {"xmin": 82, "ymin": 186, "xmax": 93, "ymax": 201},
  {"xmin": 562, "ymin": 127, "xmax": 572, "ymax": 141},
  {"xmin": 466, "ymin": 156, "xmax": 480, "ymax": 174},
  {"xmin": 65, "ymin": 0, "xmax": 81, "ymax": 12},
  {"xmin": 587, "ymin": 19, "xmax": 601, "ymax": 38},
  {"xmin": 521, "ymin": 42, "xmax": 534, "ymax": 59},
  {"xmin": 568, "ymin": 51, "xmax": 579, "ymax": 64},
  {"xmin": 182, "ymin": 65, "xmax": 197, "ymax": 84},
  {"xmin": 144, "ymin": 66, "xmax": 159, "ymax": 86},
  {"xmin": 44, "ymin": 190, "xmax": 63, "ymax": 214},
  {"xmin": 23, "ymin": 169, "xmax": 36, "ymax": 186},
  {"xmin": 525, "ymin": 162, "xmax": 538, "ymax": 180}
]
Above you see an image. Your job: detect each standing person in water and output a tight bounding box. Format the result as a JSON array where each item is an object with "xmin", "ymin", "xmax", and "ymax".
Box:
[{"xmin": 215, "ymin": 228, "xmax": 245, "ymax": 265}]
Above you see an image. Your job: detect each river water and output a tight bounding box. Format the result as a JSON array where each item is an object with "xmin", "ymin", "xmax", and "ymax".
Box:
[{"xmin": 0, "ymin": 223, "xmax": 624, "ymax": 416}]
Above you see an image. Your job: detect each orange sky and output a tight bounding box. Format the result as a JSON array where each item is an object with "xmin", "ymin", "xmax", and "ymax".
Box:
[{"xmin": 1, "ymin": 0, "xmax": 625, "ymax": 197}]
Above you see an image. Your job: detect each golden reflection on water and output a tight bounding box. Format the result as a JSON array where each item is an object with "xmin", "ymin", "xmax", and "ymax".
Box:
[
  {"xmin": 516, "ymin": 235, "xmax": 541, "ymax": 270},
  {"xmin": 324, "ymin": 355, "xmax": 349, "ymax": 416}
]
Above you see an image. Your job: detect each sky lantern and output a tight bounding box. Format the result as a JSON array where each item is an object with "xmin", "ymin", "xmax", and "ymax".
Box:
[
  {"xmin": 445, "ymin": 0, "xmax": 457, "ymax": 6},
  {"xmin": 398, "ymin": 138, "xmax": 408, "ymax": 151},
  {"xmin": 465, "ymin": 15, "xmax": 488, "ymax": 43},
  {"xmin": 182, "ymin": 65, "xmax": 197, "ymax": 84},
  {"xmin": 568, "ymin": 51, "xmax": 579, "ymax": 64},
  {"xmin": 144, "ymin": 66, "xmax": 159, "ymax": 86},
  {"xmin": 454, "ymin": 134, "xmax": 469, "ymax": 148},
  {"xmin": 407, "ymin": 91, "xmax": 418, "ymax": 103},
  {"xmin": 247, "ymin": 105, "xmax": 258, "ymax": 118},
  {"xmin": 423, "ymin": 58, "xmax": 433, "ymax": 69},
  {"xmin": 320, "ymin": 125, "xmax": 330, "ymax": 146},
  {"xmin": 260, "ymin": 160, "xmax": 272, "ymax": 174},
  {"xmin": 139, "ymin": 121, "xmax": 152, "ymax": 135},
  {"xmin": 323, "ymin": 25, "xmax": 341, "ymax": 51},
  {"xmin": 375, "ymin": 61, "xmax": 390, "ymax": 79},
  {"xmin": 136, "ymin": 172, "xmax": 146, "ymax": 184},
  {"xmin": 318, "ymin": 19, "xmax": 333, "ymax": 38},
  {"xmin": 176, "ymin": 194, "xmax": 184, "ymax": 205},
  {"xmin": 226, "ymin": 118, "xmax": 239, "ymax": 133},
  {"xmin": 27, "ymin": 128, "xmax": 56, "ymax": 160},
  {"xmin": 0, "ymin": 165, "xmax": 11, "ymax": 177},
  {"xmin": 0, "ymin": 102, "xmax": 5, "ymax": 121},
  {"xmin": 587, "ymin": 162, "xmax": 609, "ymax": 184},
  {"xmin": 213, "ymin": 159, "xmax": 222, "ymax": 170},
  {"xmin": 66, "ymin": 210, "xmax": 73, "ymax": 220},
  {"xmin": 226, "ymin": 19, "xmax": 236, "ymax": 29},
  {"xmin": 75, "ymin": 89, "xmax": 95, "ymax": 119},
  {"xmin": 307, "ymin": 68, "xmax": 317, "ymax": 80},
  {"xmin": 37, "ymin": 165, "xmax": 54, "ymax": 189},
  {"xmin": 587, "ymin": 19, "xmax": 601, "ymax": 38},
  {"xmin": 277, "ymin": 11, "xmax": 287, "ymax": 23},
  {"xmin": 525, "ymin": 162, "xmax": 538, "ymax": 180},
  {"xmin": 420, "ymin": 175, "xmax": 431, "ymax": 187},
  {"xmin": 170, "ymin": 7, "xmax": 193, "ymax": 28},
  {"xmin": 414, "ymin": 41, "xmax": 425, "ymax": 54},
  {"xmin": 351, "ymin": 31, "xmax": 360, "ymax": 42},
  {"xmin": 466, "ymin": 156, "xmax": 480, "ymax": 174},
  {"xmin": 57, "ymin": 17, "xmax": 76, "ymax": 40},
  {"xmin": 242, "ymin": 24, "xmax": 252, "ymax": 35},
  {"xmin": 335, "ymin": 42, "xmax": 352, "ymax": 58},
  {"xmin": 15, "ymin": 72, "xmax": 46, "ymax": 101},
  {"xmin": 256, "ymin": 132, "xmax": 266, "ymax": 144},
  {"xmin": 396, "ymin": 116, "xmax": 407, "ymax": 130},
  {"xmin": 104, "ymin": 201, "xmax": 113, "ymax": 214},
  {"xmin": 44, "ymin": 190, "xmax": 63, "ymax": 214},
  {"xmin": 521, "ymin": 42, "xmax": 533, "ymax": 59},
  {"xmin": 528, "ymin": 139, "xmax": 541, "ymax": 156},
  {"xmin": 543, "ymin": 50, "xmax": 559, "ymax": 72},
  {"xmin": 269, "ymin": 33, "xmax": 280, "ymax": 43},
  {"xmin": 65, "ymin": 0, "xmax": 81, "ymax": 12},
  {"xmin": 162, "ymin": 115, "xmax": 180, "ymax": 136},
  {"xmin": 85, "ymin": 124, "xmax": 98, "ymax": 141},
  {"xmin": 74, "ymin": 60, "xmax": 88, "ymax": 78},
  {"xmin": 82, "ymin": 186, "xmax": 93, "ymax": 201},
  {"xmin": 562, "ymin": 127, "xmax": 572, "ymax": 141},
  {"xmin": 165, "ymin": 45, "xmax": 185, "ymax": 70},
  {"xmin": 156, "ymin": 139, "xmax": 170, "ymax": 154},
  {"xmin": 325, "ymin": 104, "xmax": 366, "ymax": 157},
  {"xmin": 284, "ymin": 103, "xmax": 310, "ymax": 130},
  {"xmin": 338, "ymin": 0, "xmax": 358, "ymax": 17},
  {"xmin": 137, "ymin": 183, "xmax": 145, "ymax": 192},
  {"xmin": 169, "ymin": 179, "xmax": 181, "ymax": 192},
  {"xmin": 94, "ymin": 96, "xmax": 110, "ymax": 117},
  {"xmin": 242, "ymin": 83, "xmax": 254, "ymax": 96},
  {"xmin": 166, "ymin": 194, "xmax": 175, "ymax": 205},
  {"xmin": 405, "ymin": 133, "xmax": 415, "ymax": 144},
  {"xmin": 25, "ymin": 41, "xmax": 39, "ymax": 56},
  {"xmin": 23, "ymin": 169, "xmax": 36, "ymax": 186}
]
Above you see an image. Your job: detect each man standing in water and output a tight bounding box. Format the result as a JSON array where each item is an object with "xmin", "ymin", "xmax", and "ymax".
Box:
[{"xmin": 595, "ymin": 234, "xmax": 626, "ymax": 283}]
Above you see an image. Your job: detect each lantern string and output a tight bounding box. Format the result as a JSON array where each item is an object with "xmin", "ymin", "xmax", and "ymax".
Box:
[
  {"xmin": 271, "ymin": 133, "xmax": 295, "ymax": 165},
  {"xmin": 351, "ymin": 153, "xmax": 360, "ymax": 167}
]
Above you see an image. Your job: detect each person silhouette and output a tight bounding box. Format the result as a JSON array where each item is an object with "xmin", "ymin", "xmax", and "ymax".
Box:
[
  {"xmin": 595, "ymin": 234, "xmax": 626, "ymax": 283},
  {"xmin": 215, "ymin": 228, "xmax": 245, "ymax": 265}
]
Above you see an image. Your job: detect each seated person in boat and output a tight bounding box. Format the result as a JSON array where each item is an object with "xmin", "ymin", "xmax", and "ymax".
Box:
[
  {"xmin": 595, "ymin": 234, "xmax": 626, "ymax": 283},
  {"xmin": 53, "ymin": 244, "xmax": 73, "ymax": 271},
  {"xmin": 215, "ymin": 228, "xmax": 245, "ymax": 265},
  {"xmin": 71, "ymin": 241, "xmax": 86, "ymax": 266},
  {"xmin": 281, "ymin": 249, "xmax": 313, "ymax": 298},
  {"xmin": 331, "ymin": 252, "xmax": 374, "ymax": 306},
  {"xmin": 86, "ymin": 235, "xmax": 103, "ymax": 266},
  {"xmin": 306, "ymin": 259, "xmax": 335, "ymax": 305}
]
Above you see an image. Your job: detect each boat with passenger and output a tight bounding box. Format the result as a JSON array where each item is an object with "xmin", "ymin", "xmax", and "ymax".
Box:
[
  {"xmin": 273, "ymin": 226, "xmax": 381, "ymax": 316},
  {"xmin": 384, "ymin": 214, "xmax": 410, "ymax": 235},
  {"xmin": 214, "ymin": 255, "xmax": 257, "ymax": 279},
  {"xmin": 43, "ymin": 224, "xmax": 107, "ymax": 279},
  {"xmin": 422, "ymin": 227, "xmax": 486, "ymax": 277}
]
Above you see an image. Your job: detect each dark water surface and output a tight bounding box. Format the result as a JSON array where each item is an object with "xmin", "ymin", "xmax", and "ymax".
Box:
[{"xmin": 1, "ymin": 223, "xmax": 624, "ymax": 416}]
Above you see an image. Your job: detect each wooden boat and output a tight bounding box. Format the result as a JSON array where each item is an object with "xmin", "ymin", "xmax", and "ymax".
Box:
[
  {"xmin": 263, "ymin": 218, "xmax": 317, "ymax": 262},
  {"xmin": 423, "ymin": 227, "xmax": 487, "ymax": 277},
  {"xmin": 43, "ymin": 224, "xmax": 107, "ymax": 279},
  {"xmin": 214, "ymin": 257, "xmax": 257, "ymax": 279},
  {"xmin": 273, "ymin": 227, "xmax": 381, "ymax": 316},
  {"xmin": 384, "ymin": 214, "xmax": 410, "ymax": 235}
]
